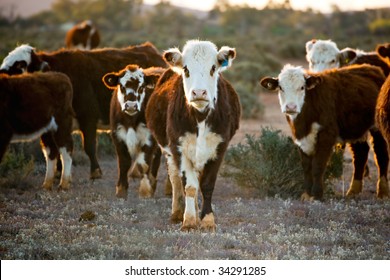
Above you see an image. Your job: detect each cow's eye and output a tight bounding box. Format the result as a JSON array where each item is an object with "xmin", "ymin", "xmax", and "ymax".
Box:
[
  {"xmin": 330, "ymin": 59, "xmax": 336, "ymax": 63},
  {"xmin": 300, "ymin": 86, "xmax": 304, "ymax": 90},
  {"xmin": 183, "ymin": 66, "xmax": 190, "ymax": 78},
  {"xmin": 279, "ymin": 86, "xmax": 284, "ymax": 92},
  {"xmin": 210, "ymin": 65, "xmax": 216, "ymax": 76}
]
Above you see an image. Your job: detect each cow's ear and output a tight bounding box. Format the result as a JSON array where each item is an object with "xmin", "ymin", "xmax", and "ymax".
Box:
[
  {"xmin": 163, "ymin": 48, "xmax": 183, "ymax": 68},
  {"xmin": 102, "ymin": 73, "xmax": 119, "ymax": 90},
  {"xmin": 305, "ymin": 39, "xmax": 317, "ymax": 52},
  {"xmin": 339, "ymin": 48, "xmax": 356, "ymax": 65},
  {"xmin": 144, "ymin": 74, "xmax": 160, "ymax": 89},
  {"xmin": 217, "ymin": 46, "xmax": 236, "ymax": 71},
  {"xmin": 305, "ymin": 75, "xmax": 321, "ymax": 90},
  {"xmin": 377, "ymin": 44, "xmax": 390, "ymax": 59},
  {"xmin": 260, "ymin": 77, "xmax": 279, "ymax": 91}
]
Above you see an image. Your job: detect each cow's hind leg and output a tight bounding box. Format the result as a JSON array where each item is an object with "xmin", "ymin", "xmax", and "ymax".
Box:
[
  {"xmin": 79, "ymin": 121, "xmax": 102, "ymax": 179},
  {"xmin": 347, "ymin": 141, "xmax": 369, "ymax": 197},
  {"xmin": 370, "ymin": 129, "xmax": 389, "ymax": 198},
  {"xmin": 40, "ymin": 133, "xmax": 59, "ymax": 191}
]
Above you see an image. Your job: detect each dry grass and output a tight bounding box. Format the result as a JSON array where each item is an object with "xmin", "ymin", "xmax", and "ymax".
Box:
[{"xmin": 0, "ymin": 154, "xmax": 389, "ymax": 260}]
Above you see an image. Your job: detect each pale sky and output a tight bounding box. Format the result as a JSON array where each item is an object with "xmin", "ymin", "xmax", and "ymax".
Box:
[{"xmin": 144, "ymin": 0, "xmax": 390, "ymax": 13}]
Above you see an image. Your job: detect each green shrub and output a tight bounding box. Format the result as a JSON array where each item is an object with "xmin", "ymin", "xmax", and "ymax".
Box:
[
  {"xmin": 223, "ymin": 127, "xmax": 343, "ymax": 198},
  {"xmin": 0, "ymin": 145, "xmax": 35, "ymax": 188}
]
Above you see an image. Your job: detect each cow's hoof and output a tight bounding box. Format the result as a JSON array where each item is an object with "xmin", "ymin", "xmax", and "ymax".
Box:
[
  {"xmin": 200, "ymin": 213, "xmax": 216, "ymax": 232},
  {"xmin": 90, "ymin": 168, "xmax": 102, "ymax": 180},
  {"xmin": 170, "ymin": 210, "xmax": 184, "ymax": 224},
  {"xmin": 42, "ymin": 179, "xmax": 54, "ymax": 191},
  {"xmin": 377, "ymin": 176, "xmax": 389, "ymax": 199},
  {"xmin": 115, "ymin": 185, "xmax": 128, "ymax": 199},
  {"xmin": 300, "ymin": 192, "xmax": 314, "ymax": 202},
  {"xmin": 139, "ymin": 178, "xmax": 153, "ymax": 198},
  {"xmin": 58, "ymin": 180, "xmax": 71, "ymax": 191},
  {"xmin": 180, "ymin": 216, "xmax": 198, "ymax": 231},
  {"xmin": 346, "ymin": 179, "xmax": 363, "ymax": 197}
]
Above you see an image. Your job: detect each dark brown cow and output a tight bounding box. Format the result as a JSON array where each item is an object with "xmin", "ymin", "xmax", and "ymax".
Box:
[
  {"xmin": 146, "ymin": 40, "xmax": 241, "ymax": 231},
  {"xmin": 102, "ymin": 65, "xmax": 164, "ymax": 199},
  {"xmin": 65, "ymin": 20, "xmax": 100, "ymax": 50},
  {"xmin": 261, "ymin": 64, "xmax": 389, "ymax": 200},
  {"xmin": 0, "ymin": 72, "xmax": 74, "ymax": 190},
  {"xmin": 0, "ymin": 43, "xmax": 167, "ymax": 179},
  {"xmin": 376, "ymin": 43, "xmax": 390, "ymax": 170}
]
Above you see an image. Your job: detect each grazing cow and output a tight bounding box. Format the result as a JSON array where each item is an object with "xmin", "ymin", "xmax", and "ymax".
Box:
[
  {"xmin": 0, "ymin": 72, "xmax": 74, "ymax": 190},
  {"xmin": 65, "ymin": 20, "xmax": 100, "ymax": 50},
  {"xmin": 305, "ymin": 39, "xmax": 390, "ymax": 76},
  {"xmin": 260, "ymin": 64, "xmax": 389, "ymax": 200},
  {"xmin": 102, "ymin": 65, "xmax": 164, "ymax": 199},
  {"xmin": 146, "ymin": 40, "xmax": 241, "ymax": 231},
  {"xmin": 0, "ymin": 42, "xmax": 167, "ymax": 179}
]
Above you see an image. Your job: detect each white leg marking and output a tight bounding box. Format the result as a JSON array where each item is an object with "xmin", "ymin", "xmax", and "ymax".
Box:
[
  {"xmin": 59, "ymin": 147, "xmax": 72, "ymax": 189},
  {"xmin": 42, "ymin": 147, "xmax": 56, "ymax": 190}
]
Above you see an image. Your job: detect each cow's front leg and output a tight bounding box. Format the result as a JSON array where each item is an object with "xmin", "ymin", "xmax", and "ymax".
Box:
[
  {"xmin": 311, "ymin": 138, "xmax": 334, "ymax": 200},
  {"xmin": 165, "ymin": 153, "xmax": 184, "ymax": 223},
  {"xmin": 182, "ymin": 170, "xmax": 200, "ymax": 231},
  {"xmin": 199, "ymin": 156, "xmax": 224, "ymax": 232},
  {"xmin": 137, "ymin": 151, "xmax": 154, "ymax": 198},
  {"xmin": 300, "ymin": 150, "xmax": 313, "ymax": 201},
  {"xmin": 79, "ymin": 121, "xmax": 102, "ymax": 179},
  {"xmin": 113, "ymin": 137, "xmax": 132, "ymax": 199},
  {"xmin": 347, "ymin": 141, "xmax": 369, "ymax": 197}
]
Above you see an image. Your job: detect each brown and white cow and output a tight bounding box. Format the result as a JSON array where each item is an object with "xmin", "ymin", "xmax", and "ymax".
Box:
[
  {"xmin": 0, "ymin": 42, "xmax": 167, "ymax": 179},
  {"xmin": 0, "ymin": 72, "xmax": 74, "ymax": 190},
  {"xmin": 261, "ymin": 64, "xmax": 389, "ymax": 200},
  {"xmin": 146, "ymin": 40, "xmax": 241, "ymax": 231},
  {"xmin": 305, "ymin": 39, "xmax": 390, "ymax": 76},
  {"xmin": 65, "ymin": 20, "xmax": 100, "ymax": 50},
  {"xmin": 102, "ymin": 65, "xmax": 164, "ymax": 199},
  {"xmin": 376, "ymin": 43, "xmax": 390, "ymax": 163}
]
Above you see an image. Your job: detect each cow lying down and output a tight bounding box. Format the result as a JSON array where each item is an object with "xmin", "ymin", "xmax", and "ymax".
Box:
[
  {"xmin": 261, "ymin": 64, "xmax": 389, "ymax": 200},
  {"xmin": 0, "ymin": 72, "xmax": 74, "ymax": 190},
  {"xmin": 102, "ymin": 65, "xmax": 164, "ymax": 199}
]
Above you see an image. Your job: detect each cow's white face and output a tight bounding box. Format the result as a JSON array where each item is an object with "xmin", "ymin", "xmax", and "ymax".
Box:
[
  {"xmin": 306, "ymin": 39, "xmax": 340, "ymax": 72},
  {"xmin": 103, "ymin": 65, "xmax": 150, "ymax": 116},
  {"xmin": 0, "ymin": 44, "xmax": 33, "ymax": 74},
  {"xmin": 163, "ymin": 40, "xmax": 236, "ymax": 113},
  {"xmin": 260, "ymin": 64, "xmax": 321, "ymax": 119}
]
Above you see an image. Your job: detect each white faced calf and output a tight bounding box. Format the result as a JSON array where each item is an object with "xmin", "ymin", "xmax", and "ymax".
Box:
[
  {"xmin": 261, "ymin": 64, "xmax": 389, "ymax": 200},
  {"xmin": 146, "ymin": 40, "xmax": 240, "ymax": 231},
  {"xmin": 305, "ymin": 39, "xmax": 356, "ymax": 72},
  {"xmin": 102, "ymin": 65, "xmax": 163, "ymax": 199}
]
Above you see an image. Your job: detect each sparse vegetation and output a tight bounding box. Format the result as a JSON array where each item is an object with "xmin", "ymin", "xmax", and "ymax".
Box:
[{"xmin": 223, "ymin": 127, "xmax": 343, "ymax": 198}]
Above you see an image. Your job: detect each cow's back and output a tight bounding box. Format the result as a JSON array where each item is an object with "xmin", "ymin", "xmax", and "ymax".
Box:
[{"xmin": 307, "ymin": 64, "xmax": 385, "ymax": 140}]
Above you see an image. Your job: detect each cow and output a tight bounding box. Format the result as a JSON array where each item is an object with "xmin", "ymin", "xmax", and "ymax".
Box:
[
  {"xmin": 65, "ymin": 20, "xmax": 100, "ymax": 50},
  {"xmin": 0, "ymin": 42, "xmax": 167, "ymax": 179},
  {"xmin": 0, "ymin": 72, "xmax": 74, "ymax": 190},
  {"xmin": 305, "ymin": 39, "xmax": 390, "ymax": 76},
  {"xmin": 102, "ymin": 65, "xmax": 164, "ymax": 199},
  {"xmin": 376, "ymin": 43, "xmax": 390, "ymax": 165},
  {"xmin": 146, "ymin": 40, "xmax": 241, "ymax": 231},
  {"xmin": 260, "ymin": 64, "xmax": 389, "ymax": 200}
]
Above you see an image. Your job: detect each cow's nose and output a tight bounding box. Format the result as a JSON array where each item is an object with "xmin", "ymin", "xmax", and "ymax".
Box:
[
  {"xmin": 125, "ymin": 103, "xmax": 137, "ymax": 111},
  {"xmin": 192, "ymin": 89, "xmax": 207, "ymax": 99},
  {"xmin": 285, "ymin": 103, "xmax": 297, "ymax": 111}
]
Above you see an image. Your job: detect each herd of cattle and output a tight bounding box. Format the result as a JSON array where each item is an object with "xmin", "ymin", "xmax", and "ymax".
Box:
[{"xmin": 0, "ymin": 24, "xmax": 390, "ymax": 230}]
